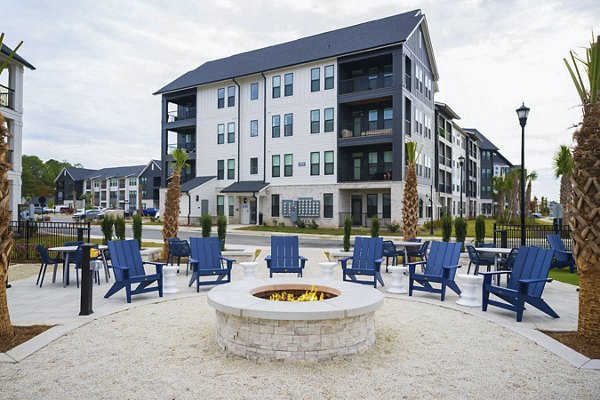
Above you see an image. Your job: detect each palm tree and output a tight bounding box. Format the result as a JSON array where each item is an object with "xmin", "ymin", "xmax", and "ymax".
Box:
[
  {"xmin": 161, "ymin": 149, "xmax": 189, "ymax": 259},
  {"xmin": 553, "ymin": 145, "xmax": 573, "ymax": 221},
  {"xmin": 491, "ymin": 175, "xmax": 506, "ymax": 221},
  {"xmin": 564, "ymin": 34, "xmax": 600, "ymax": 347},
  {"xmin": 0, "ymin": 34, "xmax": 22, "ymax": 339},
  {"xmin": 525, "ymin": 170, "xmax": 538, "ymax": 214},
  {"xmin": 402, "ymin": 142, "xmax": 419, "ymax": 240}
]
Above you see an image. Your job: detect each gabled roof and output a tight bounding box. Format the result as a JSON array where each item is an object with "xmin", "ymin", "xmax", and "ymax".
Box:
[
  {"xmin": 1, "ymin": 43, "xmax": 35, "ymax": 70},
  {"xmin": 54, "ymin": 167, "xmax": 97, "ymax": 182},
  {"xmin": 435, "ymin": 102, "xmax": 461, "ymax": 120},
  {"xmin": 155, "ymin": 9, "xmax": 430, "ymax": 95},
  {"xmin": 221, "ymin": 181, "xmax": 270, "ymax": 193},
  {"xmin": 494, "ymin": 152, "xmax": 513, "ymax": 167},
  {"xmin": 180, "ymin": 176, "xmax": 215, "ymax": 193},
  {"xmin": 463, "ymin": 128, "xmax": 499, "ymax": 151},
  {"xmin": 139, "ymin": 159, "xmax": 162, "ymax": 176},
  {"xmin": 88, "ymin": 165, "xmax": 146, "ymax": 180}
]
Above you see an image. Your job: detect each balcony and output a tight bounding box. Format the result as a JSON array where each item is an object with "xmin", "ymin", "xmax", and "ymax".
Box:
[
  {"xmin": 339, "ymin": 74, "xmax": 393, "ymax": 95},
  {"xmin": 167, "ymin": 106, "xmax": 196, "ymax": 122},
  {"xmin": 167, "ymin": 141, "xmax": 196, "ymax": 153},
  {"xmin": 438, "ymin": 155, "xmax": 452, "ymax": 168},
  {"xmin": 438, "ymin": 183, "xmax": 452, "ymax": 194},
  {"xmin": 340, "ymin": 127, "xmax": 391, "ymax": 139},
  {"xmin": 404, "ymin": 73, "xmax": 411, "ymax": 91},
  {"xmin": 0, "ymin": 84, "xmax": 14, "ymax": 109}
]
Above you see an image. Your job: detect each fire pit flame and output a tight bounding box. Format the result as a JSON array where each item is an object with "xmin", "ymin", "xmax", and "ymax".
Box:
[{"xmin": 268, "ymin": 285, "xmax": 324, "ymax": 302}]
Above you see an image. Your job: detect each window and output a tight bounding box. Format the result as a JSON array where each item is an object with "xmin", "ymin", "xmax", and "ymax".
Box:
[
  {"xmin": 227, "ymin": 86, "xmax": 235, "ymax": 107},
  {"xmin": 353, "ymin": 157, "xmax": 361, "ymax": 180},
  {"xmin": 217, "ymin": 88, "xmax": 225, "ymax": 108},
  {"xmin": 250, "ymin": 120, "xmax": 258, "ymax": 137},
  {"xmin": 323, "ymin": 194, "xmax": 333, "ymax": 218},
  {"xmin": 228, "ymin": 196, "xmax": 234, "ymax": 217},
  {"xmin": 368, "ymin": 110, "xmax": 378, "ymax": 130},
  {"xmin": 310, "ymin": 152, "xmax": 320, "ymax": 176},
  {"xmin": 284, "ymin": 113, "xmax": 293, "ymax": 136},
  {"xmin": 324, "ymin": 65, "xmax": 334, "ymax": 90},
  {"xmin": 272, "ymin": 115, "xmax": 280, "ymax": 138},
  {"xmin": 94, "ymin": 180, "xmax": 100, "ymax": 188},
  {"xmin": 110, "ymin": 178, "xmax": 118, "ymax": 187},
  {"xmin": 128, "ymin": 178, "xmax": 137, "ymax": 186},
  {"xmin": 250, "ymin": 157, "xmax": 258, "ymax": 175},
  {"xmin": 227, "ymin": 159, "xmax": 235, "ymax": 180},
  {"xmin": 324, "ymin": 108, "xmax": 334, "ymax": 132},
  {"xmin": 383, "ymin": 64, "xmax": 393, "ymax": 86},
  {"xmin": 272, "ymin": 155, "xmax": 280, "ymax": 177},
  {"xmin": 311, "ymin": 67, "xmax": 320, "ymax": 92},
  {"xmin": 250, "ymin": 82, "xmax": 259, "ymax": 100},
  {"xmin": 284, "ymin": 154, "xmax": 293, "ymax": 177},
  {"xmin": 324, "ymin": 151, "xmax": 334, "ymax": 175},
  {"xmin": 284, "ymin": 73, "xmax": 293, "ymax": 96},
  {"xmin": 368, "ymin": 152, "xmax": 378, "ymax": 176},
  {"xmin": 217, "ymin": 195, "xmax": 224, "ymax": 215},
  {"xmin": 384, "ymin": 151, "xmax": 393, "ymax": 177},
  {"xmin": 272, "ymin": 75, "xmax": 281, "ymax": 98},
  {"xmin": 382, "ymin": 194, "xmax": 391, "ymax": 218},
  {"xmin": 271, "ymin": 194, "xmax": 280, "ymax": 217},
  {"xmin": 227, "ymin": 122, "xmax": 235, "ymax": 143},
  {"xmin": 367, "ymin": 194, "xmax": 378, "ymax": 218},
  {"xmin": 217, "ymin": 160, "xmax": 224, "ymax": 180},
  {"xmin": 384, "ymin": 108, "xmax": 393, "ymax": 129},
  {"xmin": 217, "ymin": 123, "xmax": 224, "ymax": 144},
  {"xmin": 310, "ymin": 110, "xmax": 320, "ymax": 133}
]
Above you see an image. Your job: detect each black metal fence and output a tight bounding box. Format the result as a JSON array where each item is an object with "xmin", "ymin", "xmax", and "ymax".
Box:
[
  {"xmin": 493, "ymin": 223, "xmax": 572, "ymax": 249},
  {"xmin": 10, "ymin": 221, "xmax": 91, "ymax": 261}
]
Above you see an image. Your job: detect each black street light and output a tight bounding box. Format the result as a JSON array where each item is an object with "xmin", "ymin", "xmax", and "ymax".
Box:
[
  {"xmin": 458, "ymin": 155, "xmax": 465, "ymax": 219},
  {"xmin": 516, "ymin": 102, "xmax": 530, "ymax": 246},
  {"xmin": 429, "ymin": 184, "xmax": 434, "ymax": 235}
]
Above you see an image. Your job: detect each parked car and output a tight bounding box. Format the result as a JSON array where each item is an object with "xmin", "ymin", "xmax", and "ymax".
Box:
[
  {"xmin": 33, "ymin": 206, "xmax": 44, "ymax": 214},
  {"xmin": 43, "ymin": 207, "xmax": 54, "ymax": 213},
  {"xmin": 72, "ymin": 209, "xmax": 105, "ymax": 220},
  {"xmin": 529, "ymin": 212, "xmax": 542, "ymax": 218},
  {"xmin": 142, "ymin": 208, "xmax": 158, "ymax": 217}
]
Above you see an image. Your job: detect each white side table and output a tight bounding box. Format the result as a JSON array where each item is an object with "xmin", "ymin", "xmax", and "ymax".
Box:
[
  {"xmin": 456, "ymin": 274, "xmax": 483, "ymax": 307},
  {"xmin": 89, "ymin": 260, "xmax": 104, "ymax": 285},
  {"xmin": 162, "ymin": 265, "xmax": 180, "ymax": 294},
  {"xmin": 239, "ymin": 262, "xmax": 258, "ymax": 280},
  {"xmin": 387, "ymin": 265, "xmax": 408, "ymax": 294},
  {"xmin": 318, "ymin": 262, "xmax": 337, "ymax": 280}
]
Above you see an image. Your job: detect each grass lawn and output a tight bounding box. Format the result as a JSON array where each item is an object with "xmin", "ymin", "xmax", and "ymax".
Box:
[{"xmin": 548, "ymin": 269, "xmax": 579, "ymax": 286}]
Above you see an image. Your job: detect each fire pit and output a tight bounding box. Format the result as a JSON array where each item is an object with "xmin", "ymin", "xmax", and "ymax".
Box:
[{"xmin": 207, "ymin": 278, "xmax": 383, "ymax": 361}]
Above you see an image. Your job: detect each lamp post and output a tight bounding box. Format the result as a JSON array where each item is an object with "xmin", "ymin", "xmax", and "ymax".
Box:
[
  {"xmin": 429, "ymin": 184, "xmax": 434, "ymax": 235},
  {"xmin": 516, "ymin": 102, "xmax": 530, "ymax": 246},
  {"xmin": 458, "ymin": 155, "xmax": 465, "ymax": 219}
]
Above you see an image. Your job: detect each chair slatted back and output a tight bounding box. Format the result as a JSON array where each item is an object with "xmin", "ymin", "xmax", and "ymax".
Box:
[
  {"xmin": 270, "ymin": 236, "xmax": 300, "ymax": 268},
  {"xmin": 170, "ymin": 240, "xmax": 191, "ymax": 257},
  {"xmin": 37, "ymin": 245, "xmax": 51, "ymax": 263},
  {"xmin": 547, "ymin": 234, "xmax": 569, "ymax": 262},
  {"xmin": 382, "ymin": 240, "xmax": 397, "ymax": 257},
  {"xmin": 107, "ymin": 240, "xmax": 145, "ymax": 281},
  {"xmin": 424, "ymin": 241, "xmax": 462, "ymax": 279},
  {"xmin": 508, "ymin": 246, "xmax": 555, "ymax": 297},
  {"xmin": 352, "ymin": 237, "xmax": 383, "ymax": 270},
  {"xmin": 190, "ymin": 237, "xmax": 222, "ymax": 271}
]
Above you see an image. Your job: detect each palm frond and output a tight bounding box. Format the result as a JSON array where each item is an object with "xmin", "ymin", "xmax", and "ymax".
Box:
[{"xmin": 0, "ymin": 34, "xmax": 23, "ymax": 76}]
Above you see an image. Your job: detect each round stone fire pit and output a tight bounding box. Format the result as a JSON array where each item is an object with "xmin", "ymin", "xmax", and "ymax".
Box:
[{"xmin": 207, "ymin": 278, "xmax": 384, "ymax": 361}]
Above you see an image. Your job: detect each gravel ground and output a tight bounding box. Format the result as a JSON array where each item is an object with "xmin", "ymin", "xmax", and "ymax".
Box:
[{"xmin": 0, "ymin": 295, "xmax": 598, "ymax": 399}]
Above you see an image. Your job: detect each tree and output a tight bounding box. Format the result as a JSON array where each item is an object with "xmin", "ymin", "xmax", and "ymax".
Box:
[
  {"xmin": 21, "ymin": 155, "xmax": 75, "ymax": 198},
  {"xmin": 161, "ymin": 149, "xmax": 189, "ymax": 259},
  {"xmin": 525, "ymin": 170, "xmax": 538, "ymax": 215},
  {"xmin": 553, "ymin": 145, "xmax": 574, "ymax": 221},
  {"xmin": 402, "ymin": 142, "xmax": 419, "ymax": 240},
  {"xmin": 491, "ymin": 175, "xmax": 506, "ymax": 221},
  {"xmin": 0, "ymin": 33, "xmax": 23, "ymax": 339},
  {"xmin": 564, "ymin": 34, "xmax": 600, "ymax": 347}
]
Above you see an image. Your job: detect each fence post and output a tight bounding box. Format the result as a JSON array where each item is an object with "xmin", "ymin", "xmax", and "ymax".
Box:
[{"xmin": 79, "ymin": 244, "xmax": 94, "ymax": 316}]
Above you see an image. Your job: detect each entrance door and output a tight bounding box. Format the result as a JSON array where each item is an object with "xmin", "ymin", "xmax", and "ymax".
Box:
[
  {"xmin": 240, "ymin": 198, "xmax": 250, "ymax": 224},
  {"xmin": 250, "ymin": 201, "xmax": 257, "ymax": 224},
  {"xmin": 201, "ymin": 200, "xmax": 209, "ymax": 216},
  {"xmin": 351, "ymin": 196, "xmax": 362, "ymax": 226}
]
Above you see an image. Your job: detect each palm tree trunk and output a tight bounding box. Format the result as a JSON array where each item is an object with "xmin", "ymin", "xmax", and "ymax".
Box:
[
  {"xmin": 560, "ymin": 174, "xmax": 572, "ymax": 222},
  {"xmin": 0, "ymin": 113, "xmax": 14, "ymax": 338},
  {"xmin": 402, "ymin": 162, "xmax": 418, "ymax": 240},
  {"xmin": 161, "ymin": 170, "xmax": 182, "ymax": 259}
]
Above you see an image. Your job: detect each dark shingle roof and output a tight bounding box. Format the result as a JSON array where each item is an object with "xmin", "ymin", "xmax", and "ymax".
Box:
[
  {"xmin": 88, "ymin": 165, "xmax": 146, "ymax": 180},
  {"xmin": 1, "ymin": 43, "xmax": 35, "ymax": 70},
  {"xmin": 65, "ymin": 167, "xmax": 96, "ymax": 181},
  {"xmin": 155, "ymin": 10, "xmax": 424, "ymax": 94},
  {"xmin": 181, "ymin": 176, "xmax": 215, "ymax": 192},
  {"xmin": 464, "ymin": 128, "xmax": 499, "ymax": 151},
  {"xmin": 221, "ymin": 181, "xmax": 269, "ymax": 193},
  {"xmin": 435, "ymin": 102, "xmax": 461, "ymax": 120}
]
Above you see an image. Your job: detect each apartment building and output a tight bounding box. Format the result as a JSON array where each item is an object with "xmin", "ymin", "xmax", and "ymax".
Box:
[
  {"xmin": 1, "ymin": 43, "xmax": 35, "ymax": 220},
  {"xmin": 54, "ymin": 160, "xmax": 161, "ymax": 211},
  {"xmin": 156, "ymin": 10, "xmax": 439, "ymax": 227}
]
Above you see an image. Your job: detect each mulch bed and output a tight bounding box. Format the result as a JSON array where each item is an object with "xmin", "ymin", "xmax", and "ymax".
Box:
[
  {"xmin": 542, "ymin": 331, "xmax": 600, "ymax": 359},
  {"xmin": 0, "ymin": 325, "xmax": 53, "ymax": 353}
]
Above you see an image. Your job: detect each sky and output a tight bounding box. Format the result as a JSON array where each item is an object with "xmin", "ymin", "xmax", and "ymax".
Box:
[{"xmin": 2, "ymin": 0, "xmax": 599, "ymax": 202}]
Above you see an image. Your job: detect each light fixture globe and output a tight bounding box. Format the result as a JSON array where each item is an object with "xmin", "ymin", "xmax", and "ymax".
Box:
[{"xmin": 516, "ymin": 102, "xmax": 530, "ymax": 127}]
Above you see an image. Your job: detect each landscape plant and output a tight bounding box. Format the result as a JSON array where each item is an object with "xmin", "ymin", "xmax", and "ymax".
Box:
[
  {"xmin": 387, "ymin": 221, "xmax": 400, "ymax": 233},
  {"xmin": 114, "ymin": 216, "xmax": 126, "ymax": 240},
  {"xmin": 454, "ymin": 217, "xmax": 467, "ymax": 250},
  {"xmin": 402, "ymin": 141, "xmax": 419, "ymax": 240},
  {"xmin": 343, "ymin": 216, "xmax": 352, "ymax": 252},
  {"xmin": 370, "ymin": 216, "xmax": 380, "ymax": 237},
  {"xmin": 201, "ymin": 214, "xmax": 212, "ymax": 238},
  {"xmin": 441, "ymin": 214, "xmax": 452, "ymax": 242},
  {"xmin": 217, "ymin": 214, "xmax": 227, "ymax": 251},
  {"xmin": 100, "ymin": 215, "xmax": 114, "ymax": 244},
  {"xmin": 161, "ymin": 148, "xmax": 189, "ymax": 259},
  {"xmin": 475, "ymin": 215, "xmax": 486, "ymax": 244},
  {"xmin": 553, "ymin": 144, "xmax": 574, "ymax": 222},
  {"xmin": 132, "ymin": 214, "xmax": 142, "ymax": 247}
]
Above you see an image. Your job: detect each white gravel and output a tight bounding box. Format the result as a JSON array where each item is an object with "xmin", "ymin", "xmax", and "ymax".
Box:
[{"xmin": 0, "ymin": 294, "xmax": 598, "ymax": 399}]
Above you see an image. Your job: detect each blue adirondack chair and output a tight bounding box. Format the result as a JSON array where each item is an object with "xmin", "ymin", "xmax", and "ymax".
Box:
[
  {"xmin": 547, "ymin": 234, "xmax": 576, "ymax": 273},
  {"xmin": 482, "ymin": 246, "xmax": 558, "ymax": 322},
  {"xmin": 408, "ymin": 241, "xmax": 462, "ymax": 301},
  {"xmin": 265, "ymin": 236, "xmax": 307, "ymax": 277},
  {"xmin": 189, "ymin": 237, "xmax": 234, "ymax": 291},
  {"xmin": 340, "ymin": 237, "xmax": 384, "ymax": 288},
  {"xmin": 105, "ymin": 240, "xmax": 164, "ymax": 303}
]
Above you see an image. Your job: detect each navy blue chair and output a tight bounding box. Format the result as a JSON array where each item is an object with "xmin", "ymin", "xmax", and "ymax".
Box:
[
  {"xmin": 35, "ymin": 245, "xmax": 63, "ymax": 287},
  {"xmin": 482, "ymin": 246, "xmax": 557, "ymax": 322},
  {"xmin": 465, "ymin": 245, "xmax": 495, "ymax": 275},
  {"xmin": 340, "ymin": 237, "xmax": 384, "ymax": 288},
  {"xmin": 266, "ymin": 236, "xmax": 307, "ymax": 277},
  {"xmin": 497, "ymin": 248, "xmax": 519, "ymax": 285},
  {"xmin": 408, "ymin": 241, "xmax": 462, "ymax": 301},
  {"xmin": 546, "ymin": 234, "xmax": 576, "ymax": 273},
  {"xmin": 405, "ymin": 240, "xmax": 430, "ymax": 264},
  {"xmin": 382, "ymin": 240, "xmax": 400, "ymax": 272},
  {"xmin": 169, "ymin": 239, "xmax": 191, "ymax": 275},
  {"xmin": 189, "ymin": 237, "xmax": 234, "ymax": 291}
]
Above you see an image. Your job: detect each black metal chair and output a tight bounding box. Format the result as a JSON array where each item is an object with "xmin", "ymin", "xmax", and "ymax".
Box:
[
  {"xmin": 382, "ymin": 240, "xmax": 400, "ymax": 272},
  {"xmin": 35, "ymin": 245, "xmax": 63, "ymax": 287},
  {"xmin": 169, "ymin": 239, "xmax": 192, "ymax": 275},
  {"xmin": 466, "ymin": 245, "xmax": 495, "ymax": 275},
  {"xmin": 406, "ymin": 240, "xmax": 430, "ymax": 263},
  {"xmin": 497, "ymin": 248, "xmax": 518, "ymax": 285}
]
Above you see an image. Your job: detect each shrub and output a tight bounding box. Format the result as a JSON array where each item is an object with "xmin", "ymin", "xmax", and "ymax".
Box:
[
  {"xmin": 100, "ymin": 216, "xmax": 114, "ymax": 244},
  {"xmin": 308, "ymin": 220, "xmax": 319, "ymax": 229},
  {"xmin": 217, "ymin": 214, "xmax": 227, "ymax": 250},
  {"xmin": 132, "ymin": 214, "xmax": 142, "ymax": 247},
  {"xmin": 343, "ymin": 216, "xmax": 352, "ymax": 252},
  {"xmin": 423, "ymin": 219, "xmax": 443, "ymax": 230},
  {"xmin": 454, "ymin": 217, "xmax": 467, "ymax": 250},
  {"xmin": 475, "ymin": 215, "xmax": 486, "ymax": 244},
  {"xmin": 114, "ymin": 216, "xmax": 126, "ymax": 240},
  {"xmin": 201, "ymin": 214, "xmax": 212, "ymax": 238},
  {"xmin": 441, "ymin": 214, "xmax": 452, "ymax": 242},
  {"xmin": 296, "ymin": 219, "xmax": 306, "ymax": 229},
  {"xmin": 387, "ymin": 221, "xmax": 400, "ymax": 233},
  {"xmin": 370, "ymin": 216, "xmax": 380, "ymax": 237}
]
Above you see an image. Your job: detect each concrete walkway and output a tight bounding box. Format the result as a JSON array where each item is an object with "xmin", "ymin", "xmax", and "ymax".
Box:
[{"xmin": 2, "ymin": 245, "xmax": 597, "ymax": 370}]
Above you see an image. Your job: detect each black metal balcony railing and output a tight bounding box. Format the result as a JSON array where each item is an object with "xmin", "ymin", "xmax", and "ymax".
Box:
[
  {"xmin": 339, "ymin": 127, "xmax": 392, "ymax": 139},
  {"xmin": 167, "ymin": 142, "xmax": 196, "ymax": 153},
  {"xmin": 404, "ymin": 120, "xmax": 411, "ymax": 136},
  {"xmin": 0, "ymin": 84, "xmax": 14, "ymax": 109},
  {"xmin": 339, "ymin": 75, "xmax": 393, "ymax": 95},
  {"xmin": 167, "ymin": 106, "xmax": 196, "ymax": 122},
  {"xmin": 404, "ymin": 74, "xmax": 412, "ymax": 91}
]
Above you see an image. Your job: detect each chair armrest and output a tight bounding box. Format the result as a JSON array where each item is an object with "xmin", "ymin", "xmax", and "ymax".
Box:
[
  {"xmin": 556, "ymin": 250, "xmax": 573, "ymax": 257},
  {"xmin": 442, "ymin": 264, "xmax": 461, "ymax": 270},
  {"xmin": 299, "ymin": 256, "xmax": 307, "ymax": 261},
  {"xmin": 519, "ymin": 278, "xmax": 553, "ymax": 284},
  {"xmin": 479, "ymin": 271, "xmax": 510, "ymax": 276},
  {"xmin": 111, "ymin": 265, "xmax": 130, "ymax": 271},
  {"xmin": 143, "ymin": 261, "xmax": 166, "ymax": 266},
  {"xmin": 299, "ymin": 256, "xmax": 307, "ymax": 268},
  {"xmin": 405, "ymin": 260, "xmax": 426, "ymax": 267},
  {"xmin": 189, "ymin": 257, "xmax": 198, "ymax": 264},
  {"xmin": 220, "ymin": 256, "xmax": 235, "ymax": 268},
  {"xmin": 339, "ymin": 256, "xmax": 352, "ymax": 268}
]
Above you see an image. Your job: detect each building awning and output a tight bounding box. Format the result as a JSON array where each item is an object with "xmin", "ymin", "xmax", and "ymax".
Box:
[
  {"xmin": 180, "ymin": 176, "xmax": 215, "ymax": 192},
  {"xmin": 221, "ymin": 181, "xmax": 269, "ymax": 193}
]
